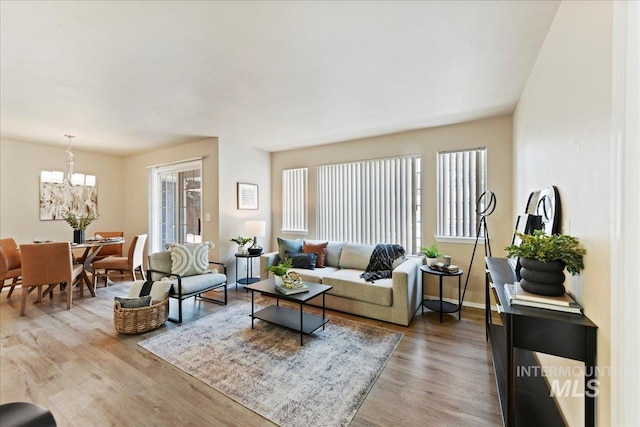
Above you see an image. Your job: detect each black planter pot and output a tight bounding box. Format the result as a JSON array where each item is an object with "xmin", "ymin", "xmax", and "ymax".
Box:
[
  {"xmin": 519, "ymin": 258, "xmax": 566, "ymax": 296},
  {"xmin": 73, "ymin": 230, "xmax": 85, "ymax": 244}
]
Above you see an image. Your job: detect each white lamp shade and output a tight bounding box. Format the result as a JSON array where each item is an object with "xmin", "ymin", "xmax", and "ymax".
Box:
[{"xmin": 244, "ymin": 220, "xmax": 266, "ymax": 237}]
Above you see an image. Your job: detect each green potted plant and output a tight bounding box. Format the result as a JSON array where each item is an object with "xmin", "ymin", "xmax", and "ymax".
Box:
[
  {"xmin": 504, "ymin": 230, "xmax": 586, "ymax": 296},
  {"xmin": 267, "ymin": 258, "xmax": 293, "ymax": 286},
  {"xmin": 231, "ymin": 236, "xmax": 253, "ymax": 254},
  {"xmin": 421, "ymin": 243, "xmax": 442, "ymax": 267},
  {"xmin": 61, "ymin": 210, "xmax": 97, "ymax": 244}
]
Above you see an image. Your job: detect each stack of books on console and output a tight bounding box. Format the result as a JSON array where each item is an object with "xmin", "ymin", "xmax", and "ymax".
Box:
[
  {"xmin": 275, "ymin": 282, "xmax": 309, "ymax": 295},
  {"xmin": 431, "ymin": 263, "xmax": 461, "ymax": 274},
  {"xmin": 504, "ymin": 282, "xmax": 583, "ymax": 314}
]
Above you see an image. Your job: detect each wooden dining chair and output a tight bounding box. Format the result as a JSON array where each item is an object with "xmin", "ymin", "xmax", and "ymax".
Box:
[
  {"xmin": 19, "ymin": 242, "xmax": 84, "ymax": 316},
  {"xmin": 92, "ymin": 231, "xmax": 124, "ymax": 261},
  {"xmin": 92, "ymin": 234, "xmax": 147, "ymax": 287},
  {"xmin": 1, "ymin": 238, "xmax": 22, "ymax": 298}
]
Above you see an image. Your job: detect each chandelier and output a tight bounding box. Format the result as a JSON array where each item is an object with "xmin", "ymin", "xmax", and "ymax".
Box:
[
  {"xmin": 40, "ymin": 134, "xmax": 95, "ymax": 187},
  {"xmin": 61, "ymin": 134, "xmax": 76, "ymax": 185}
]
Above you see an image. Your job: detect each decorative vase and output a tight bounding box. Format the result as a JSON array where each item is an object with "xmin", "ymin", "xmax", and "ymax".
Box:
[
  {"xmin": 274, "ymin": 275, "xmax": 284, "ymax": 286},
  {"xmin": 519, "ymin": 258, "xmax": 566, "ymax": 296},
  {"xmin": 426, "ymin": 257, "xmax": 438, "ymax": 267},
  {"xmin": 73, "ymin": 230, "xmax": 85, "ymax": 244}
]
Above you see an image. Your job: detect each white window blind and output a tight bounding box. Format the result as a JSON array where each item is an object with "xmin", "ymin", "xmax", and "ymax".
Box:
[
  {"xmin": 282, "ymin": 167, "xmax": 308, "ymax": 233},
  {"xmin": 437, "ymin": 148, "xmax": 487, "ymax": 238},
  {"xmin": 316, "ymin": 155, "xmax": 420, "ymax": 253}
]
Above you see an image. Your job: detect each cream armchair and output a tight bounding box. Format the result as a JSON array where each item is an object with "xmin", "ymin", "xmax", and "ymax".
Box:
[{"xmin": 148, "ymin": 248, "xmax": 227, "ymax": 323}]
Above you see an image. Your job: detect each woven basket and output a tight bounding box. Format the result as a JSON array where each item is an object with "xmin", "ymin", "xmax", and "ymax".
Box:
[{"xmin": 114, "ymin": 298, "xmax": 169, "ymax": 334}]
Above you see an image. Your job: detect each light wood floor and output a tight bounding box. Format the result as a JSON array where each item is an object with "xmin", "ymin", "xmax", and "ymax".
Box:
[{"xmin": 0, "ymin": 279, "xmax": 502, "ymax": 427}]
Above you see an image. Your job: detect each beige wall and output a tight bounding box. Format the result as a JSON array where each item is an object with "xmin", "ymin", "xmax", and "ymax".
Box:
[
  {"xmin": 218, "ymin": 141, "xmax": 271, "ymax": 284},
  {"xmin": 513, "ymin": 1, "xmax": 613, "ymax": 425},
  {"xmin": 0, "ymin": 139, "xmax": 124, "ymax": 245},
  {"xmin": 271, "ymin": 115, "xmax": 513, "ymax": 306},
  {"xmin": 122, "ymin": 138, "xmax": 220, "ymax": 260}
]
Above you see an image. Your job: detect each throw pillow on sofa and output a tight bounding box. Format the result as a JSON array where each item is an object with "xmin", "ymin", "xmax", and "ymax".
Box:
[
  {"xmin": 277, "ymin": 237, "xmax": 303, "ymax": 261},
  {"xmin": 287, "ymin": 252, "xmax": 318, "ymax": 270},
  {"xmin": 166, "ymin": 241, "xmax": 214, "ymax": 276},
  {"xmin": 303, "ymin": 241, "xmax": 328, "ymax": 267}
]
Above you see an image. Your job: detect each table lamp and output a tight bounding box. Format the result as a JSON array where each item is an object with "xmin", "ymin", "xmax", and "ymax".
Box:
[{"xmin": 244, "ymin": 220, "xmax": 266, "ymax": 255}]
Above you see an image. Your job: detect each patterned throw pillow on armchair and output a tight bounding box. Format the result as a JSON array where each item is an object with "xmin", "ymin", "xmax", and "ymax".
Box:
[{"xmin": 165, "ymin": 241, "xmax": 215, "ymax": 277}]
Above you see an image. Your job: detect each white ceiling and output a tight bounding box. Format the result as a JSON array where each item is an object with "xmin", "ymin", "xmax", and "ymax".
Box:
[{"xmin": 0, "ymin": 1, "xmax": 559, "ymax": 156}]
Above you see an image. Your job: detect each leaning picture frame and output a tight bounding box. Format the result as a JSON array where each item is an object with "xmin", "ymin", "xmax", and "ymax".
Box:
[{"xmin": 237, "ymin": 182, "xmax": 258, "ymax": 210}]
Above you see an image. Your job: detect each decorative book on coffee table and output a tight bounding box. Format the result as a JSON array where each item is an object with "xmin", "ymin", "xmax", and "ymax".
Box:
[{"xmin": 275, "ymin": 283, "xmax": 309, "ymax": 295}]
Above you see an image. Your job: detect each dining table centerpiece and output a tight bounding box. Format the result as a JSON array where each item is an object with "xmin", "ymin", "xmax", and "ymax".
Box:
[{"xmin": 61, "ymin": 211, "xmax": 97, "ymax": 244}]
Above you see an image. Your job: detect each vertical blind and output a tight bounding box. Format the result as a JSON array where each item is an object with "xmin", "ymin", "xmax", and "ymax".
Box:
[
  {"xmin": 282, "ymin": 167, "xmax": 308, "ymax": 233},
  {"xmin": 437, "ymin": 148, "xmax": 487, "ymax": 238},
  {"xmin": 316, "ymin": 156, "xmax": 420, "ymax": 253}
]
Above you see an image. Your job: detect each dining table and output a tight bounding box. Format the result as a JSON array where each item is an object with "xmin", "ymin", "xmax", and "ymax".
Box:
[{"xmin": 70, "ymin": 238, "xmax": 125, "ymax": 294}]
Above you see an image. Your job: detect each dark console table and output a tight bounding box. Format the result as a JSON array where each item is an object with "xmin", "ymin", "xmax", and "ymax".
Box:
[{"xmin": 485, "ymin": 257, "xmax": 598, "ymax": 427}]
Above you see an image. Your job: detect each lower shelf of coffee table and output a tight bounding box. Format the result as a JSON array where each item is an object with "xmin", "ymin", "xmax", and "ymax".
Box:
[{"xmin": 252, "ymin": 305, "xmax": 328, "ymax": 335}]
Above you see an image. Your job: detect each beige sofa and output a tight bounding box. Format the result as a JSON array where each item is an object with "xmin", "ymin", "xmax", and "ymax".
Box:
[{"xmin": 260, "ymin": 241, "xmax": 422, "ymax": 326}]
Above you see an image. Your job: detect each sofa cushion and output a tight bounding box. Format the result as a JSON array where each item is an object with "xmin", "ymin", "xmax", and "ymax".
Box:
[
  {"xmin": 277, "ymin": 238, "xmax": 303, "ymax": 262},
  {"xmin": 339, "ymin": 243, "xmax": 375, "ymax": 270},
  {"xmin": 302, "ymin": 241, "xmax": 328, "ymax": 267},
  {"xmin": 128, "ymin": 280, "xmax": 172, "ymax": 303},
  {"xmin": 166, "ymin": 242, "xmax": 214, "ymax": 277},
  {"xmin": 323, "ymin": 269, "xmax": 393, "ymax": 307},
  {"xmin": 288, "ymin": 252, "xmax": 318, "ymax": 269},
  {"xmin": 325, "ymin": 242, "xmax": 345, "ymax": 268},
  {"xmin": 287, "ymin": 266, "xmax": 340, "ymax": 283},
  {"xmin": 160, "ymin": 272, "xmax": 226, "ymax": 295}
]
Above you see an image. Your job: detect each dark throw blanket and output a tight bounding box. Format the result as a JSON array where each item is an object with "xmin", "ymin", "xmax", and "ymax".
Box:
[{"xmin": 360, "ymin": 244, "xmax": 406, "ymax": 282}]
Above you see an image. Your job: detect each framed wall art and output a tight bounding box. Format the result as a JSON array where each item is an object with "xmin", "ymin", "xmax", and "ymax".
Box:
[
  {"xmin": 39, "ymin": 171, "xmax": 98, "ymax": 220},
  {"xmin": 237, "ymin": 182, "xmax": 258, "ymax": 210}
]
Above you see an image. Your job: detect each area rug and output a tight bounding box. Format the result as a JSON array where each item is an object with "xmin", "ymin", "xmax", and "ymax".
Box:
[{"xmin": 138, "ymin": 302, "xmax": 403, "ymax": 427}]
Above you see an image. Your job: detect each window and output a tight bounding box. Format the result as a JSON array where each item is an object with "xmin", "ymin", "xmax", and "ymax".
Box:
[
  {"xmin": 282, "ymin": 167, "xmax": 308, "ymax": 233},
  {"xmin": 437, "ymin": 148, "xmax": 487, "ymax": 239},
  {"xmin": 316, "ymin": 155, "xmax": 421, "ymax": 254}
]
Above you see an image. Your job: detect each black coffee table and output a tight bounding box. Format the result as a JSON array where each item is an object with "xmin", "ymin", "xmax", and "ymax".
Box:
[{"xmin": 245, "ymin": 278, "xmax": 332, "ymax": 346}]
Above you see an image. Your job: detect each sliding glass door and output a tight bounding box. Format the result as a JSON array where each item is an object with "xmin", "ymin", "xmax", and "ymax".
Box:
[{"xmin": 149, "ymin": 159, "xmax": 202, "ymax": 253}]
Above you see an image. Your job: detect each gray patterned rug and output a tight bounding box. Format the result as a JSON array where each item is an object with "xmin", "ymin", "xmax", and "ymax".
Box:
[{"xmin": 139, "ymin": 302, "xmax": 403, "ymax": 427}]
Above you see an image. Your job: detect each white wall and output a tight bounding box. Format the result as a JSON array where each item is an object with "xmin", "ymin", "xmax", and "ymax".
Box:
[
  {"xmin": 0, "ymin": 139, "xmax": 124, "ymax": 245},
  {"xmin": 218, "ymin": 141, "xmax": 271, "ymax": 285},
  {"xmin": 270, "ymin": 115, "xmax": 513, "ymax": 306},
  {"xmin": 513, "ymin": 1, "xmax": 613, "ymax": 425}
]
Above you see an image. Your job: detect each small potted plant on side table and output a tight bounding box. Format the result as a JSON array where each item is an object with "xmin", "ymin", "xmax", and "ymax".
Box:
[
  {"xmin": 61, "ymin": 211, "xmax": 97, "ymax": 244},
  {"xmin": 421, "ymin": 243, "xmax": 442, "ymax": 267},
  {"xmin": 267, "ymin": 258, "xmax": 293, "ymax": 286},
  {"xmin": 231, "ymin": 236, "xmax": 253, "ymax": 255}
]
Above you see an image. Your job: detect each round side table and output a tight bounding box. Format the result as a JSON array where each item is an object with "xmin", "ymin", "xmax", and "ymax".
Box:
[
  {"xmin": 420, "ymin": 265, "xmax": 464, "ymax": 323},
  {"xmin": 235, "ymin": 253, "xmax": 261, "ymax": 291}
]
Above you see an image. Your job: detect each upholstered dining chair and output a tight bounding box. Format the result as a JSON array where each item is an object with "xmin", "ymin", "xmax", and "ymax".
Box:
[
  {"xmin": 92, "ymin": 234, "xmax": 147, "ymax": 287},
  {"xmin": 19, "ymin": 242, "xmax": 84, "ymax": 316},
  {"xmin": 92, "ymin": 231, "xmax": 124, "ymax": 261},
  {"xmin": 1, "ymin": 238, "xmax": 22, "ymax": 298}
]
